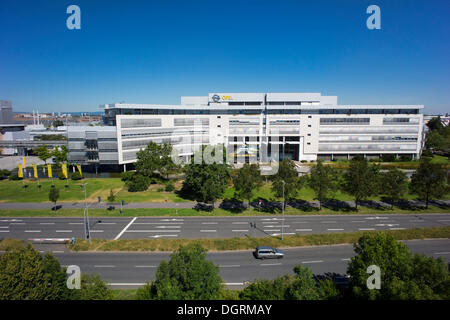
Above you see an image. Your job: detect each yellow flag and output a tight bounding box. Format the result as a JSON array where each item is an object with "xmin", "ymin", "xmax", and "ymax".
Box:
[
  {"xmin": 62, "ymin": 163, "xmax": 68, "ymax": 178},
  {"xmin": 76, "ymin": 164, "xmax": 82, "ymax": 175},
  {"xmin": 23, "ymin": 157, "xmax": 26, "ymax": 168},
  {"xmin": 18, "ymin": 164, "xmax": 23, "ymax": 178},
  {"xmin": 47, "ymin": 164, "xmax": 52, "ymax": 178},
  {"xmin": 32, "ymin": 164, "xmax": 38, "ymax": 178}
]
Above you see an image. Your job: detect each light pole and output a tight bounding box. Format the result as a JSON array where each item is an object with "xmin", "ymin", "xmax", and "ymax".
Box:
[
  {"xmin": 281, "ymin": 180, "xmax": 285, "ymax": 240},
  {"xmin": 82, "ymin": 182, "xmax": 91, "ymax": 241}
]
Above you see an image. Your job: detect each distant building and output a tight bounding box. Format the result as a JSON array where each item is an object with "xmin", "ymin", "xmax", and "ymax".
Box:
[{"xmin": 0, "ymin": 100, "xmax": 13, "ymax": 124}]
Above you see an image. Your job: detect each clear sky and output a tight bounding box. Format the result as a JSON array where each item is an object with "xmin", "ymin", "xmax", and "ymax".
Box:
[{"xmin": 0, "ymin": 0, "xmax": 449, "ymax": 114}]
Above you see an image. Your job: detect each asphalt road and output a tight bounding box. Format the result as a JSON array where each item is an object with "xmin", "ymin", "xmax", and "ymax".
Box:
[
  {"xmin": 1, "ymin": 214, "xmax": 450, "ymax": 240},
  {"xmin": 44, "ymin": 239, "xmax": 449, "ymax": 288}
]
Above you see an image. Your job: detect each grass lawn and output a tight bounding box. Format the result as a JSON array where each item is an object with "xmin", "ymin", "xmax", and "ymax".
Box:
[{"xmin": 111, "ymin": 289, "xmax": 138, "ymax": 300}]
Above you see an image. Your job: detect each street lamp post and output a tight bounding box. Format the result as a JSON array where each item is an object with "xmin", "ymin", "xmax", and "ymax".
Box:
[
  {"xmin": 82, "ymin": 182, "xmax": 91, "ymax": 241},
  {"xmin": 281, "ymin": 180, "xmax": 285, "ymax": 240}
]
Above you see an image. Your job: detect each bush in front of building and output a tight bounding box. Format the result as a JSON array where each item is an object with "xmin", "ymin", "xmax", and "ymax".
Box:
[
  {"xmin": 121, "ymin": 171, "xmax": 134, "ymax": 182},
  {"xmin": 165, "ymin": 181, "xmax": 175, "ymax": 192},
  {"xmin": 58, "ymin": 172, "xmax": 66, "ymax": 180},
  {"xmin": 71, "ymin": 172, "xmax": 84, "ymax": 180},
  {"xmin": 8, "ymin": 173, "xmax": 22, "ymax": 181},
  {"xmin": 125, "ymin": 172, "xmax": 150, "ymax": 192}
]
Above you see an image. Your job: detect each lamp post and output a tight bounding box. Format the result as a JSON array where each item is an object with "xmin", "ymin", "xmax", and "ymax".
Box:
[
  {"xmin": 82, "ymin": 182, "xmax": 91, "ymax": 241},
  {"xmin": 281, "ymin": 180, "xmax": 285, "ymax": 240}
]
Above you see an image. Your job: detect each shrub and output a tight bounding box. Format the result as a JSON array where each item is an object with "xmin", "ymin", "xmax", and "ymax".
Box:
[
  {"xmin": 300, "ymin": 160, "xmax": 307, "ymax": 163},
  {"xmin": 126, "ymin": 173, "xmax": 150, "ymax": 192},
  {"xmin": 71, "ymin": 171, "xmax": 83, "ymax": 180},
  {"xmin": 149, "ymin": 176, "xmax": 160, "ymax": 184},
  {"xmin": 0, "ymin": 169, "xmax": 11, "ymax": 177},
  {"xmin": 8, "ymin": 173, "xmax": 22, "ymax": 181},
  {"xmin": 399, "ymin": 154, "xmax": 413, "ymax": 162},
  {"xmin": 157, "ymin": 187, "xmax": 164, "ymax": 192},
  {"xmin": 58, "ymin": 172, "xmax": 66, "ymax": 180},
  {"xmin": 121, "ymin": 171, "xmax": 134, "ymax": 182},
  {"xmin": 421, "ymin": 149, "xmax": 433, "ymax": 158},
  {"xmin": 165, "ymin": 181, "xmax": 175, "ymax": 192},
  {"xmin": 107, "ymin": 189, "xmax": 115, "ymax": 203},
  {"xmin": 381, "ymin": 154, "xmax": 396, "ymax": 162}
]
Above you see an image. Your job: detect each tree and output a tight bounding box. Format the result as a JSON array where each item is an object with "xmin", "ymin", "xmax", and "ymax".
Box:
[
  {"xmin": 107, "ymin": 189, "xmax": 115, "ymax": 203},
  {"xmin": 380, "ymin": 168, "xmax": 408, "ymax": 209},
  {"xmin": 125, "ymin": 172, "xmax": 150, "ymax": 192},
  {"xmin": 0, "ymin": 244, "xmax": 71, "ymax": 300},
  {"xmin": 136, "ymin": 243, "xmax": 223, "ymax": 300},
  {"xmin": 239, "ymin": 275, "xmax": 293, "ymax": 300},
  {"xmin": 71, "ymin": 274, "xmax": 113, "ymax": 300},
  {"xmin": 286, "ymin": 265, "xmax": 321, "ymax": 300},
  {"xmin": 52, "ymin": 146, "xmax": 68, "ymax": 165},
  {"xmin": 49, "ymin": 185, "xmax": 60, "ymax": 209},
  {"xmin": 308, "ymin": 160, "xmax": 338, "ymax": 209},
  {"xmin": 135, "ymin": 141, "xmax": 163, "ymax": 178},
  {"xmin": 36, "ymin": 144, "xmax": 51, "ymax": 165},
  {"xmin": 347, "ymin": 232, "xmax": 450, "ymax": 300},
  {"xmin": 232, "ymin": 163, "xmax": 263, "ymax": 207},
  {"xmin": 159, "ymin": 143, "xmax": 180, "ymax": 179},
  {"xmin": 410, "ymin": 159, "xmax": 448, "ymax": 208},
  {"xmin": 426, "ymin": 116, "xmax": 444, "ymax": 132},
  {"xmin": 182, "ymin": 147, "xmax": 230, "ymax": 207},
  {"xmin": 271, "ymin": 159, "xmax": 301, "ymax": 210},
  {"xmin": 342, "ymin": 158, "xmax": 380, "ymax": 210}
]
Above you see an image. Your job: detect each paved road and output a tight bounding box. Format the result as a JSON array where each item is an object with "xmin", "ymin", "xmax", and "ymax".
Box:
[
  {"xmin": 40, "ymin": 239, "xmax": 449, "ymax": 288},
  {"xmin": 0, "ymin": 214, "xmax": 449, "ymax": 240}
]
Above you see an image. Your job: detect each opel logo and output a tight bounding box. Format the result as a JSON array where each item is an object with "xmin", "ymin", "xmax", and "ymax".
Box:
[{"xmin": 212, "ymin": 94, "xmax": 220, "ymax": 103}]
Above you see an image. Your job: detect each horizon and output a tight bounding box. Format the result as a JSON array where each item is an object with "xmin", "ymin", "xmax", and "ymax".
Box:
[{"xmin": 1, "ymin": 0, "xmax": 449, "ymax": 114}]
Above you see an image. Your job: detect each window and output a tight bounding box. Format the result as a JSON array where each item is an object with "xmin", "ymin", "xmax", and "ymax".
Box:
[
  {"xmin": 320, "ymin": 118, "xmax": 370, "ymax": 125},
  {"xmin": 307, "ymin": 133, "xmax": 311, "ymax": 136},
  {"xmin": 308, "ymin": 125, "xmax": 311, "ymax": 127}
]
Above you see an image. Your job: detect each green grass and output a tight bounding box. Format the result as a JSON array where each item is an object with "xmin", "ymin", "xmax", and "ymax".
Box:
[
  {"xmin": 0, "ymin": 202, "xmax": 448, "ymax": 218},
  {"xmin": 67, "ymin": 226, "xmax": 450, "ymax": 252},
  {"xmin": 111, "ymin": 289, "xmax": 138, "ymax": 300}
]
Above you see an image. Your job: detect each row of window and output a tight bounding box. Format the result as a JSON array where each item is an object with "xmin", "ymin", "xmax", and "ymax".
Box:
[
  {"xmin": 319, "ymin": 135, "xmax": 418, "ymax": 142},
  {"xmin": 121, "ymin": 119, "xmax": 162, "ymax": 128},
  {"xmin": 319, "ymin": 144, "xmax": 417, "ymax": 151},
  {"xmin": 320, "ymin": 118, "xmax": 370, "ymax": 124}
]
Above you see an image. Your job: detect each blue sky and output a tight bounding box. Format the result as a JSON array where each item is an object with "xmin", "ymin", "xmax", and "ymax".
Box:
[{"xmin": 0, "ymin": 0, "xmax": 449, "ymax": 114}]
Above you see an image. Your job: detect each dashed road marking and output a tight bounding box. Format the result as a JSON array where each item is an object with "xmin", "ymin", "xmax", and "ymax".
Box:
[
  {"xmin": 296, "ymin": 229, "xmax": 312, "ymax": 232},
  {"xmin": 302, "ymin": 260, "xmax": 324, "ymax": 264}
]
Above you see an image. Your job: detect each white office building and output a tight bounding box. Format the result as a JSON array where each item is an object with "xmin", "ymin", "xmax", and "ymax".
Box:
[{"xmin": 94, "ymin": 92, "xmax": 424, "ymax": 167}]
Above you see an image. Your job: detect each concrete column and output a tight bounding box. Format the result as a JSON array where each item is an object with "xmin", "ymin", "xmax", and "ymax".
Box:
[{"xmin": 123, "ymin": 164, "xmax": 126, "ymax": 172}]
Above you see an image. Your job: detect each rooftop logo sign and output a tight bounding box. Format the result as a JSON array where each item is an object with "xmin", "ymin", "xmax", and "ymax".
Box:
[
  {"xmin": 211, "ymin": 94, "xmax": 233, "ymax": 102},
  {"xmin": 212, "ymin": 94, "xmax": 220, "ymax": 103}
]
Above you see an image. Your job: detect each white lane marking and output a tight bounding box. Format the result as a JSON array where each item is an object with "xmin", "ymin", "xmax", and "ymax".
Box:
[
  {"xmin": 149, "ymin": 235, "xmax": 178, "ymax": 238},
  {"xmin": 437, "ymin": 220, "xmax": 450, "ymax": 222},
  {"xmin": 25, "ymin": 230, "xmax": 41, "ymax": 233},
  {"xmin": 359, "ymin": 228, "xmax": 375, "ymax": 231},
  {"xmin": 134, "ymin": 222, "xmax": 183, "ymax": 225},
  {"xmin": 261, "ymin": 263, "xmax": 282, "ymax": 266},
  {"xmin": 434, "ymin": 252, "xmax": 450, "ymax": 255},
  {"xmin": 0, "ymin": 219, "xmax": 22, "ymax": 222},
  {"xmin": 232, "ymin": 230, "xmax": 249, "ymax": 232},
  {"xmin": 327, "ymin": 228, "xmax": 344, "ymax": 231},
  {"xmin": 365, "ymin": 217, "xmax": 388, "ymax": 220},
  {"xmin": 154, "ymin": 226, "xmax": 181, "ymax": 229},
  {"xmin": 292, "ymin": 221, "xmax": 309, "ymax": 224},
  {"xmin": 0, "ymin": 230, "xmax": 9, "ymax": 233},
  {"xmin": 351, "ymin": 221, "xmax": 366, "ymax": 223},
  {"xmin": 389, "ymin": 228, "xmax": 405, "ymax": 230},
  {"xmin": 225, "ymin": 283, "xmax": 244, "ymax": 286},
  {"xmin": 302, "ymin": 260, "xmax": 324, "ymax": 264},
  {"xmin": 55, "ymin": 230, "xmax": 72, "ymax": 233},
  {"xmin": 409, "ymin": 220, "xmax": 424, "ymax": 222},
  {"xmin": 98, "ymin": 223, "xmax": 116, "ymax": 225},
  {"xmin": 200, "ymin": 230, "xmax": 217, "ymax": 232},
  {"xmin": 10, "ymin": 223, "xmax": 25, "ymax": 225},
  {"xmin": 271, "ymin": 233, "xmax": 295, "ymax": 236},
  {"xmin": 296, "ymin": 229, "xmax": 312, "ymax": 231},
  {"xmin": 232, "ymin": 222, "xmax": 248, "ymax": 224},
  {"xmin": 202, "ymin": 222, "xmax": 218, "ymax": 225},
  {"xmin": 114, "ymin": 217, "xmax": 137, "ymax": 240},
  {"xmin": 264, "ymin": 229, "xmax": 280, "ymax": 232},
  {"xmin": 40, "ymin": 223, "xmax": 55, "ymax": 225},
  {"xmin": 0, "ymin": 226, "xmax": 9, "ymax": 228},
  {"xmin": 52, "ymin": 251, "xmax": 64, "ymax": 253},
  {"xmin": 160, "ymin": 219, "xmax": 184, "ymax": 222},
  {"xmin": 261, "ymin": 218, "xmax": 284, "ymax": 221},
  {"xmin": 94, "ymin": 265, "xmax": 115, "ymax": 268},
  {"xmin": 264, "ymin": 225, "xmax": 290, "ymax": 228},
  {"xmin": 135, "ymin": 265, "xmax": 157, "ymax": 268},
  {"xmin": 375, "ymin": 224, "xmax": 399, "ymax": 227},
  {"xmin": 322, "ymin": 221, "xmax": 337, "ymax": 223},
  {"xmin": 125, "ymin": 230, "xmax": 180, "ymax": 233},
  {"xmin": 69, "ymin": 223, "xmax": 83, "ymax": 225},
  {"xmin": 341, "ymin": 258, "xmax": 351, "ymax": 261},
  {"xmin": 90, "ymin": 230, "xmax": 104, "ymax": 232},
  {"xmin": 220, "ymin": 265, "xmax": 241, "ymax": 268}
]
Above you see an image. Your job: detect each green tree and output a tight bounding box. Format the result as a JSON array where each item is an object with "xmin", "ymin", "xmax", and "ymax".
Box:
[
  {"xmin": 308, "ymin": 160, "xmax": 338, "ymax": 209},
  {"xmin": 410, "ymin": 159, "xmax": 448, "ymax": 208},
  {"xmin": 36, "ymin": 144, "xmax": 51, "ymax": 165},
  {"xmin": 182, "ymin": 147, "xmax": 230, "ymax": 207},
  {"xmin": 286, "ymin": 265, "xmax": 321, "ymax": 300},
  {"xmin": 0, "ymin": 244, "xmax": 71, "ymax": 300},
  {"xmin": 135, "ymin": 141, "xmax": 163, "ymax": 178},
  {"xmin": 380, "ymin": 168, "xmax": 408, "ymax": 209},
  {"xmin": 52, "ymin": 146, "xmax": 68, "ymax": 165},
  {"xmin": 52, "ymin": 120, "xmax": 64, "ymax": 127},
  {"xmin": 239, "ymin": 275, "xmax": 293, "ymax": 300},
  {"xmin": 125, "ymin": 173, "xmax": 150, "ymax": 192},
  {"xmin": 136, "ymin": 243, "xmax": 223, "ymax": 300},
  {"xmin": 159, "ymin": 143, "xmax": 180, "ymax": 179},
  {"xmin": 107, "ymin": 189, "xmax": 115, "ymax": 203},
  {"xmin": 71, "ymin": 274, "xmax": 113, "ymax": 300},
  {"xmin": 426, "ymin": 116, "xmax": 444, "ymax": 132},
  {"xmin": 232, "ymin": 163, "xmax": 263, "ymax": 207},
  {"xmin": 271, "ymin": 159, "xmax": 301, "ymax": 210},
  {"xmin": 49, "ymin": 185, "xmax": 60, "ymax": 209},
  {"xmin": 347, "ymin": 232, "xmax": 450, "ymax": 300},
  {"xmin": 342, "ymin": 158, "xmax": 380, "ymax": 210}
]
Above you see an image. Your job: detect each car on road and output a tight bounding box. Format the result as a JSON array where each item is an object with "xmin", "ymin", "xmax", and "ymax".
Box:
[{"xmin": 254, "ymin": 246, "xmax": 284, "ymax": 259}]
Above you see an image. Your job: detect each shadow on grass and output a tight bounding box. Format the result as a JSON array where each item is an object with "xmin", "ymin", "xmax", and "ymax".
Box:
[{"xmin": 219, "ymin": 198, "xmax": 246, "ymax": 213}]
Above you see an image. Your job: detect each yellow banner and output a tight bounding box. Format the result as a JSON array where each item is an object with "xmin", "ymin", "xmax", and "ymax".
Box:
[
  {"xmin": 18, "ymin": 164, "xmax": 23, "ymax": 178},
  {"xmin": 23, "ymin": 157, "xmax": 26, "ymax": 168},
  {"xmin": 32, "ymin": 164, "xmax": 38, "ymax": 178},
  {"xmin": 62, "ymin": 163, "xmax": 68, "ymax": 178},
  {"xmin": 76, "ymin": 164, "xmax": 82, "ymax": 175},
  {"xmin": 47, "ymin": 164, "xmax": 52, "ymax": 178}
]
